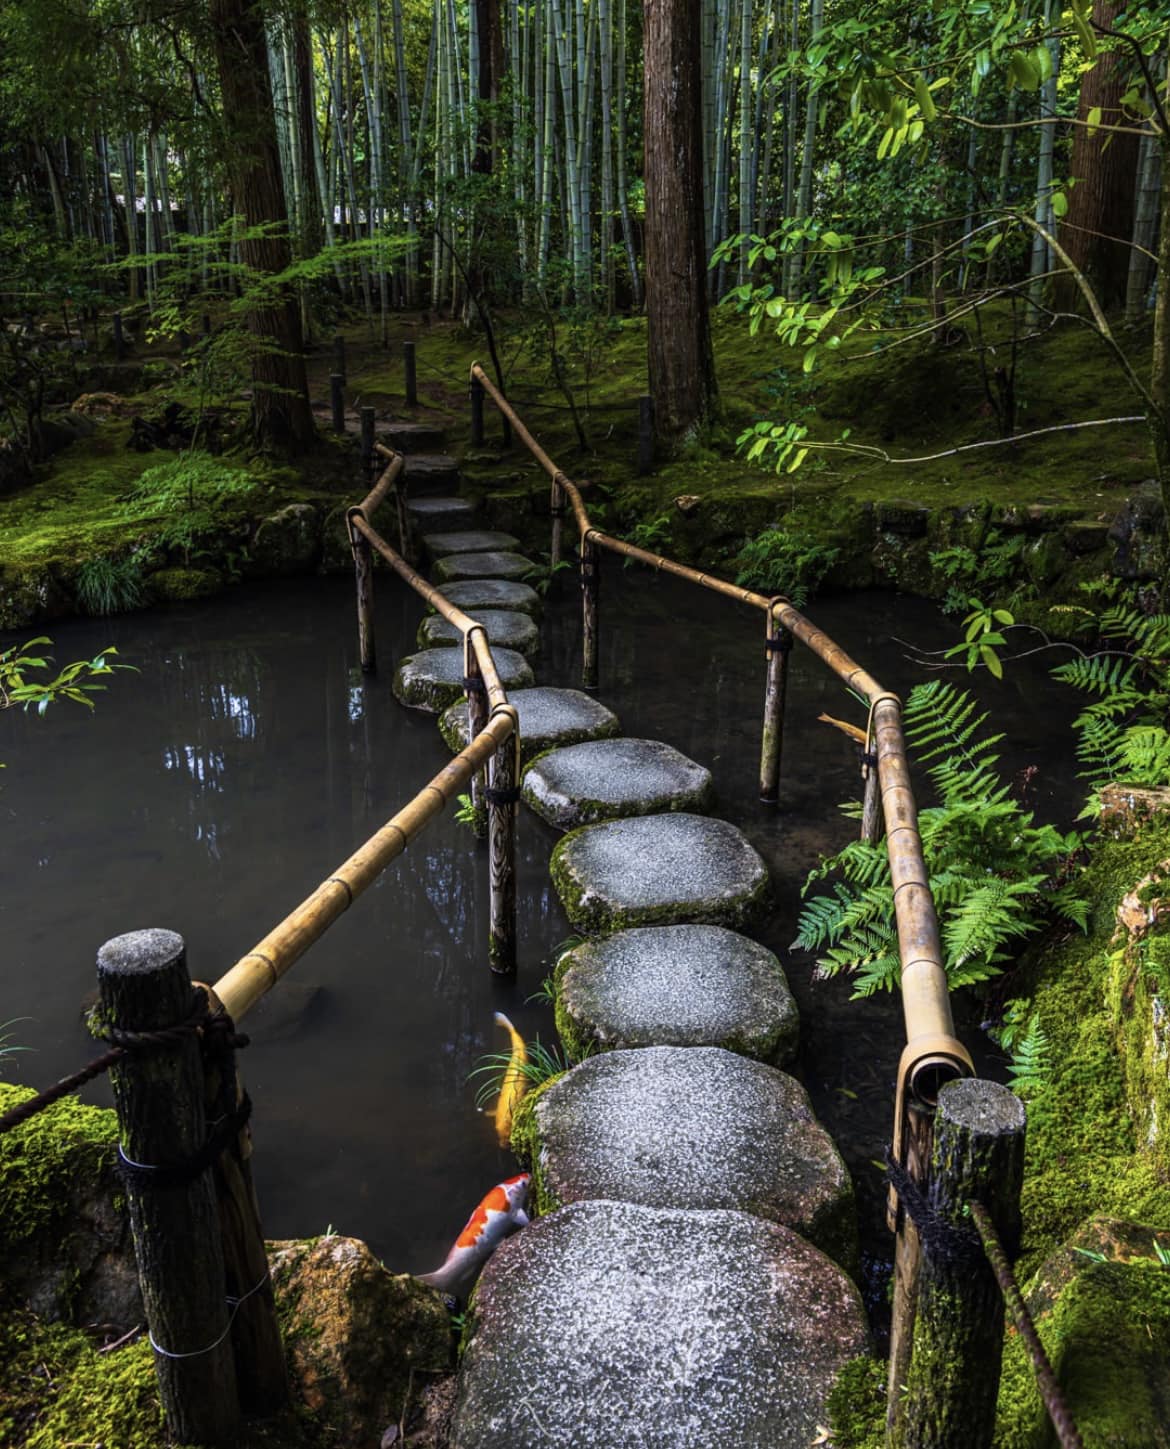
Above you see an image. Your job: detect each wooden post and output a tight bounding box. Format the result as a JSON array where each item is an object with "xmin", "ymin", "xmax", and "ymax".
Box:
[
  {"xmin": 333, "ymin": 333, "xmax": 347, "ymax": 383},
  {"xmin": 202, "ymin": 314, "xmax": 212, "ymax": 338},
  {"xmin": 200, "ymin": 986, "xmax": 288, "ymax": 1416},
  {"xmin": 550, "ymin": 477, "xmax": 563, "ymax": 571},
  {"xmin": 581, "ymin": 534, "xmax": 600, "ymax": 691},
  {"xmin": 487, "ymin": 715, "xmax": 519, "ymax": 973},
  {"xmin": 404, "ymin": 340, "xmax": 417, "ymax": 406},
  {"xmin": 500, "ymin": 403, "xmax": 512, "ymax": 450},
  {"xmin": 759, "ymin": 606, "xmax": 791, "ymax": 803},
  {"xmin": 470, "ymin": 373, "xmax": 485, "ymax": 446},
  {"xmin": 464, "ymin": 640, "xmax": 490, "ymax": 837},
  {"xmin": 330, "ymin": 373, "xmax": 346, "ymax": 434},
  {"xmin": 861, "ymin": 753, "xmax": 883, "ymax": 845},
  {"xmin": 896, "ymin": 1079, "xmax": 1026, "ymax": 1449},
  {"xmin": 348, "ymin": 510, "xmax": 375, "ymax": 673},
  {"xmin": 360, "ymin": 407, "xmax": 376, "ymax": 475},
  {"xmin": 887, "ymin": 1101, "xmax": 936, "ymax": 1443},
  {"xmin": 96, "ymin": 929, "xmax": 240, "ymax": 1446},
  {"xmin": 638, "ymin": 395, "xmax": 654, "ymax": 474},
  {"xmin": 113, "ymin": 311, "xmax": 125, "ymax": 361}
]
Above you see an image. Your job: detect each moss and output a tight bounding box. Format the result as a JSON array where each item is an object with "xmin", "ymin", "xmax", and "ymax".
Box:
[
  {"xmin": 507, "ymin": 1075, "xmax": 565, "ymax": 1217},
  {"xmin": 147, "ymin": 565, "xmax": 224, "ymax": 602},
  {"xmin": 826, "ymin": 1355, "xmax": 887, "ymax": 1449},
  {"xmin": 0, "ymin": 1084, "xmax": 117, "ymax": 1249}
]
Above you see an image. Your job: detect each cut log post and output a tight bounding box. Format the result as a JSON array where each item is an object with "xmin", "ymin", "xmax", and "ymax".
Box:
[
  {"xmin": 638, "ymin": 395, "xmax": 654, "ymax": 474},
  {"xmin": 360, "ymin": 407, "xmax": 376, "ymax": 475},
  {"xmin": 96, "ymin": 929, "xmax": 240, "ymax": 1446},
  {"xmin": 113, "ymin": 311, "xmax": 125, "ymax": 361},
  {"xmin": 470, "ymin": 373, "xmax": 485, "ymax": 446},
  {"xmin": 759, "ymin": 609, "xmax": 792, "ymax": 803},
  {"xmin": 404, "ymin": 340, "xmax": 417, "ymax": 406},
  {"xmin": 581, "ymin": 535, "xmax": 600, "ymax": 691},
  {"xmin": 464, "ymin": 640, "xmax": 490, "ymax": 838},
  {"xmin": 333, "ymin": 333, "xmax": 347, "ymax": 384},
  {"xmin": 896, "ymin": 1079, "xmax": 1026, "ymax": 1449},
  {"xmin": 330, "ymin": 373, "xmax": 345, "ymax": 434},
  {"xmin": 348, "ymin": 510, "xmax": 375, "ymax": 673},
  {"xmin": 487, "ymin": 718, "xmax": 519, "ymax": 973}
]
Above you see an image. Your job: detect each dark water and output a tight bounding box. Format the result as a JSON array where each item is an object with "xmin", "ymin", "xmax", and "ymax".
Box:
[{"xmin": 1, "ymin": 566, "xmax": 1079, "ymax": 1307}]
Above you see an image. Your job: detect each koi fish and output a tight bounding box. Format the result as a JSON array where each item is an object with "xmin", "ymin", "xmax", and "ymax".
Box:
[
  {"xmin": 818, "ymin": 712, "xmax": 868, "ymax": 746},
  {"xmin": 493, "ymin": 1011, "xmax": 528, "ymax": 1148},
  {"xmin": 417, "ymin": 1172, "xmax": 530, "ymax": 1301}
]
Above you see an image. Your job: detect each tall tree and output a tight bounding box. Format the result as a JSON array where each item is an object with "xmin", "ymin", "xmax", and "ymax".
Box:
[
  {"xmin": 209, "ymin": 0, "xmax": 315, "ymax": 451},
  {"xmin": 643, "ymin": 0, "xmax": 718, "ymax": 448}
]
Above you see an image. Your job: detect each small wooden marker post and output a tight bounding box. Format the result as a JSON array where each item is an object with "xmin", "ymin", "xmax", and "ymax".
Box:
[
  {"xmin": 581, "ymin": 534, "xmax": 600, "ymax": 690},
  {"xmin": 896, "ymin": 1079, "xmax": 1026, "ymax": 1449},
  {"xmin": 404, "ymin": 340, "xmax": 418, "ymax": 406},
  {"xmin": 113, "ymin": 311, "xmax": 126, "ymax": 361},
  {"xmin": 637, "ymin": 395, "xmax": 654, "ymax": 475},
  {"xmin": 487, "ymin": 712, "xmax": 519, "ymax": 973},
  {"xmin": 333, "ymin": 333, "xmax": 347, "ymax": 384},
  {"xmin": 330, "ymin": 373, "xmax": 346, "ymax": 434},
  {"xmin": 348, "ymin": 509, "xmax": 376, "ymax": 673},
  {"xmin": 96, "ymin": 929, "xmax": 240, "ymax": 1446},
  {"xmin": 759, "ymin": 604, "xmax": 791, "ymax": 803},
  {"xmin": 360, "ymin": 407, "xmax": 376, "ymax": 476},
  {"xmin": 470, "ymin": 373, "xmax": 485, "ymax": 446}
]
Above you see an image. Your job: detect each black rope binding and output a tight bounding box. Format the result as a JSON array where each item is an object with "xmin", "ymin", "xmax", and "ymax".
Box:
[
  {"xmin": 765, "ymin": 632, "xmax": 794, "ymax": 654},
  {"xmin": 462, "ymin": 675, "xmax": 488, "ymax": 694},
  {"xmin": 91, "ymin": 987, "xmax": 210, "ymax": 1051},
  {"xmin": 484, "ymin": 786, "xmax": 521, "ymax": 806},
  {"xmin": 884, "ymin": 1149, "xmax": 985, "ymax": 1270},
  {"xmin": 117, "ymin": 1093, "xmax": 253, "ymax": 1191}
]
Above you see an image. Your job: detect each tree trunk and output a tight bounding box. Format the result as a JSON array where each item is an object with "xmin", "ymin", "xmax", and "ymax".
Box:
[
  {"xmin": 473, "ymin": 0, "xmax": 504, "ymax": 173},
  {"xmin": 210, "ymin": 0, "xmax": 315, "ymax": 452},
  {"xmin": 643, "ymin": 0, "xmax": 718, "ymax": 449}
]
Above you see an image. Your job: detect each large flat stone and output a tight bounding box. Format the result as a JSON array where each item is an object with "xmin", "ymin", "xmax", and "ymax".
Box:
[
  {"xmin": 440, "ymin": 687, "xmax": 620, "ymax": 763},
  {"xmin": 520, "ymin": 1046, "xmax": 855, "ymax": 1265},
  {"xmin": 451, "ymin": 1199, "xmax": 868, "ymax": 1449},
  {"xmin": 417, "ymin": 609, "xmax": 540, "ymax": 659},
  {"xmin": 522, "ymin": 737, "xmax": 712, "ymax": 830},
  {"xmin": 433, "ymin": 579, "xmax": 542, "ymax": 618},
  {"xmin": 433, "ymin": 551, "xmax": 534, "ymax": 584},
  {"xmin": 423, "ymin": 530, "xmax": 521, "ymax": 558},
  {"xmin": 382, "ymin": 420, "xmax": 446, "ymax": 453},
  {"xmin": 406, "ymin": 496, "xmax": 477, "ymax": 534},
  {"xmin": 403, "ymin": 453, "xmax": 460, "ymax": 494},
  {"xmin": 550, "ymin": 813, "xmax": 770, "ymax": 932},
  {"xmin": 392, "ymin": 646, "xmax": 534, "ymax": 713},
  {"xmin": 555, "ymin": 925, "xmax": 798, "ymax": 1066}
]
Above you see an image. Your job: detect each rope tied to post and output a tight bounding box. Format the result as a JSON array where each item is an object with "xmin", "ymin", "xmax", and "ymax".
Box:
[
  {"xmin": 484, "ymin": 785, "xmax": 521, "ymax": 807},
  {"xmin": 883, "ymin": 1149, "xmax": 985, "ymax": 1270}
]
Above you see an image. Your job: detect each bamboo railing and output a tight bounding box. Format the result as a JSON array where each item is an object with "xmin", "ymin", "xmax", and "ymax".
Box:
[{"xmin": 468, "ymin": 360, "xmax": 974, "ymax": 1422}]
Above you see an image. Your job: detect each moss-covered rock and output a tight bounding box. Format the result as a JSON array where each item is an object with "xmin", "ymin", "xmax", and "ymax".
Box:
[
  {"xmin": 146, "ymin": 565, "xmax": 223, "ymax": 602},
  {"xmin": 522, "ymin": 737, "xmax": 713, "ymax": 831},
  {"xmin": 392, "ymin": 645, "xmax": 534, "ymax": 713},
  {"xmin": 248, "ymin": 503, "xmax": 322, "ymax": 576}
]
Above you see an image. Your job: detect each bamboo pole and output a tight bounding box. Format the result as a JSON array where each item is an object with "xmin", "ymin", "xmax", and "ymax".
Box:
[
  {"xmin": 581, "ymin": 532, "xmax": 600, "ymax": 690},
  {"xmin": 550, "ymin": 475, "xmax": 564, "ymax": 570},
  {"xmin": 487, "ymin": 705, "xmax": 520, "ymax": 974},
  {"xmin": 347, "ymin": 508, "xmax": 376, "ymax": 674},
  {"xmin": 758, "ymin": 604, "xmax": 791, "ymax": 803},
  {"xmin": 464, "ymin": 630, "xmax": 490, "ymax": 835}
]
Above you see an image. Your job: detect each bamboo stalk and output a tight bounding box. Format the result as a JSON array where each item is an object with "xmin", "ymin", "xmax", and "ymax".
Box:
[
  {"xmin": 758, "ymin": 607, "xmax": 791, "ymax": 803},
  {"xmin": 487, "ymin": 706, "xmax": 520, "ymax": 973}
]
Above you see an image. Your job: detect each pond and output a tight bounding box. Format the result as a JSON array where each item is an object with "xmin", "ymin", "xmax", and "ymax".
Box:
[{"xmin": 2, "ymin": 566, "xmax": 1080, "ymax": 1313}]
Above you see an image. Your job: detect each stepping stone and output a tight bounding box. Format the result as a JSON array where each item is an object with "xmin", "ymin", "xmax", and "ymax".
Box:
[
  {"xmin": 522, "ymin": 737, "xmax": 712, "ymax": 830},
  {"xmin": 517, "ymin": 1046, "xmax": 855, "ymax": 1266},
  {"xmin": 550, "ymin": 813, "xmax": 770, "ymax": 932},
  {"xmin": 417, "ymin": 609, "xmax": 540, "ymax": 659},
  {"xmin": 440, "ymin": 687, "xmax": 620, "ymax": 764},
  {"xmin": 392, "ymin": 647, "xmax": 534, "ymax": 714},
  {"xmin": 433, "ymin": 551, "xmax": 534, "ymax": 584},
  {"xmin": 406, "ymin": 496, "xmax": 477, "ymax": 534},
  {"xmin": 433, "ymin": 579, "xmax": 542, "ymax": 618},
  {"xmin": 452, "ymin": 1199, "xmax": 868, "ymax": 1449},
  {"xmin": 423, "ymin": 529, "xmax": 521, "ymax": 559},
  {"xmin": 554, "ymin": 925, "xmax": 798, "ymax": 1066},
  {"xmin": 403, "ymin": 454, "xmax": 460, "ymax": 494},
  {"xmin": 383, "ymin": 420, "xmax": 446, "ymax": 453}
]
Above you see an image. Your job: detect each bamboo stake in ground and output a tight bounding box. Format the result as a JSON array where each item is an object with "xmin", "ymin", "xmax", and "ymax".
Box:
[
  {"xmin": 464, "ymin": 632, "xmax": 490, "ymax": 836},
  {"xmin": 97, "ymin": 930, "xmax": 239, "ymax": 1446},
  {"xmin": 758, "ymin": 605, "xmax": 791, "ymax": 803},
  {"xmin": 487, "ymin": 707, "xmax": 520, "ymax": 973},
  {"xmin": 550, "ymin": 474, "xmax": 564, "ymax": 570},
  {"xmin": 581, "ymin": 532, "xmax": 600, "ymax": 690},
  {"xmin": 347, "ymin": 508, "xmax": 376, "ymax": 673}
]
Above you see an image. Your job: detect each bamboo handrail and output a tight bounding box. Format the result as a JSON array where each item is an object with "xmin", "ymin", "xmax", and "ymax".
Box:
[{"xmin": 468, "ymin": 360, "xmax": 971, "ymax": 1105}]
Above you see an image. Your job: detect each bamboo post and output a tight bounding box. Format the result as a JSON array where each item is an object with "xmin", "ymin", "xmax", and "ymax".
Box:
[
  {"xmin": 333, "ymin": 333, "xmax": 347, "ymax": 384},
  {"xmin": 470, "ymin": 373, "xmax": 485, "ymax": 446},
  {"xmin": 887, "ymin": 1102, "xmax": 934, "ymax": 1442},
  {"xmin": 404, "ymin": 340, "xmax": 417, "ymax": 406},
  {"xmin": 638, "ymin": 395, "xmax": 654, "ymax": 474},
  {"xmin": 487, "ymin": 710, "xmax": 519, "ymax": 974},
  {"xmin": 861, "ymin": 753, "xmax": 883, "ymax": 845},
  {"xmin": 550, "ymin": 476, "xmax": 563, "ymax": 570},
  {"xmin": 113, "ymin": 311, "xmax": 125, "ymax": 361},
  {"xmin": 200, "ymin": 986, "xmax": 288, "ymax": 1416},
  {"xmin": 360, "ymin": 407, "xmax": 376, "ymax": 475},
  {"xmin": 348, "ymin": 509, "xmax": 375, "ymax": 673},
  {"xmin": 500, "ymin": 402, "xmax": 512, "ymax": 450},
  {"xmin": 581, "ymin": 533, "xmax": 600, "ymax": 690},
  {"xmin": 330, "ymin": 373, "xmax": 346, "ymax": 434},
  {"xmin": 896, "ymin": 1079, "xmax": 1026, "ymax": 1449},
  {"xmin": 464, "ymin": 637, "xmax": 489, "ymax": 837},
  {"xmin": 759, "ymin": 604, "xmax": 792, "ymax": 803},
  {"xmin": 96, "ymin": 930, "xmax": 240, "ymax": 1446}
]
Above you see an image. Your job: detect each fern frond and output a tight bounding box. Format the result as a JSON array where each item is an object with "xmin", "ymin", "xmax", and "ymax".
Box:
[
  {"xmin": 1052, "ymin": 653, "xmax": 1136, "ymax": 698},
  {"xmin": 941, "ymin": 876, "xmax": 1044, "ymax": 973}
]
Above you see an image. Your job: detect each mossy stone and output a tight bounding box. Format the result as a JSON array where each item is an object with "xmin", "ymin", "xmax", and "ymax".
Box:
[
  {"xmin": 146, "ymin": 566, "xmax": 223, "ymax": 602},
  {"xmin": 391, "ymin": 646, "xmax": 534, "ymax": 714},
  {"xmin": 416, "ymin": 608, "xmax": 540, "ymax": 659},
  {"xmin": 422, "ymin": 529, "xmax": 520, "ymax": 558},
  {"xmin": 429, "ymin": 578, "xmax": 543, "ymax": 618},
  {"xmin": 438, "ymin": 686, "xmax": 620, "ymax": 761},
  {"xmin": 248, "ymin": 502, "xmax": 322, "ymax": 575},
  {"xmin": 521, "ymin": 737, "xmax": 713, "ymax": 830},
  {"xmin": 431, "ymin": 550, "xmax": 534, "ymax": 584}
]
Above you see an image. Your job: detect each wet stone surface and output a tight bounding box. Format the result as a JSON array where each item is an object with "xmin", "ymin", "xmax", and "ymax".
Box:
[
  {"xmin": 556, "ymin": 924, "xmax": 798, "ymax": 1065},
  {"xmin": 417, "ymin": 609, "xmax": 540, "ymax": 659},
  {"xmin": 521, "ymin": 737, "xmax": 713, "ymax": 830},
  {"xmin": 525, "ymin": 1046, "xmax": 855, "ymax": 1264},
  {"xmin": 392, "ymin": 647, "xmax": 534, "ymax": 713},
  {"xmin": 406, "ymin": 496, "xmax": 477, "ymax": 534},
  {"xmin": 439, "ymin": 687, "xmax": 621, "ymax": 763},
  {"xmin": 423, "ymin": 530, "xmax": 521, "ymax": 558},
  {"xmin": 550, "ymin": 812, "xmax": 771, "ymax": 931},
  {"xmin": 451, "ymin": 1199, "xmax": 868, "ymax": 1449},
  {"xmin": 431, "ymin": 579, "xmax": 543, "ymax": 617},
  {"xmin": 432, "ymin": 551, "xmax": 534, "ymax": 584}
]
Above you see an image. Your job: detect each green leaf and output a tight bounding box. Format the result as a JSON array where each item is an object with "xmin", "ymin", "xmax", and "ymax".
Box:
[
  {"xmin": 981, "ymin": 645, "xmax": 1004, "ymax": 679},
  {"xmin": 802, "ymin": 345, "xmax": 819, "ymax": 373},
  {"xmin": 914, "ymin": 73, "xmax": 937, "ymax": 121},
  {"xmin": 1087, "ymin": 105, "xmax": 1102, "ymax": 135},
  {"xmin": 1009, "ymin": 51, "xmax": 1039, "ymax": 91},
  {"xmin": 1051, "ymin": 190, "xmax": 1068, "ymax": 218}
]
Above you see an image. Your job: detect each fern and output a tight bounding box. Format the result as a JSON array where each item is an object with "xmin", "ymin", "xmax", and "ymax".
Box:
[{"xmin": 989, "ymin": 1001, "xmax": 1050, "ymax": 1097}]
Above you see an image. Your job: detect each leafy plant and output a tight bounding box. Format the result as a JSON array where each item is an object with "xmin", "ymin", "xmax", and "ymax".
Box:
[
  {"xmin": 468, "ymin": 1036, "xmax": 576, "ymax": 1110},
  {"xmin": 987, "ymin": 999, "xmax": 1051, "ymax": 1097},
  {"xmin": 76, "ymin": 555, "xmax": 145, "ymax": 616},
  {"xmin": 929, "ymin": 531, "xmax": 1026, "ymax": 615},
  {"xmin": 521, "ymin": 552, "xmax": 574, "ymax": 598},
  {"xmin": 0, "ymin": 637, "xmax": 128, "ymax": 717},
  {"xmin": 453, "ymin": 792, "xmax": 486, "ymax": 836},
  {"xmin": 794, "ymin": 681, "xmax": 1086, "ymax": 995},
  {"xmin": 944, "ymin": 599, "xmax": 1016, "ymax": 679},
  {"xmin": 732, "ymin": 527, "xmax": 839, "ymax": 607},
  {"xmin": 0, "ymin": 1018, "xmax": 31, "ymax": 1075},
  {"xmin": 622, "ymin": 514, "xmax": 673, "ymax": 562},
  {"xmin": 120, "ymin": 453, "xmax": 258, "ymax": 565}
]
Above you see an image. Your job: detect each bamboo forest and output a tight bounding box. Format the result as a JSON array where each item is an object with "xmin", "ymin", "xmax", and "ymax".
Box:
[{"xmin": 2, "ymin": 2, "xmax": 1169, "ymax": 1447}]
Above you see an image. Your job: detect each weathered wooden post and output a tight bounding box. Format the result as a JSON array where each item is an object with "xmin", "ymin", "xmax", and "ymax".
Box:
[
  {"xmin": 96, "ymin": 929, "xmax": 240, "ymax": 1445},
  {"xmin": 470, "ymin": 372, "xmax": 485, "ymax": 447},
  {"xmin": 330, "ymin": 373, "xmax": 346, "ymax": 434},
  {"xmin": 861, "ymin": 748, "xmax": 883, "ymax": 845},
  {"xmin": 360, "ymin": 407, "xmax": 376, "ymax": 476},
  {"xmin": 404, "ymin": 340, "xmax": 418, "ymax": 406},
  {"xmin": 887, "ymin": 1099, "xmax": 933, "ymax": 1442},
  {"xmin": 333, "ymin": 333, "xmax": 347, "ymax": 383},
  {"xmin": 759, "ymin": 602, "xmax": 792, "ymax": 803},
  {"xmin": 347, "ymin": 508, "xmax": 376, "ymax": 673},
  {"xmin": 500, "ymin": 399, "xmax": 512, "ymax": 450},
  {"xmin": 895, "ymin": 1079, "xmax": 1026, "ymax": 1449},
  {"xmin": 637, "ymin": 395, "xmax": 654, "ymax": 474},
  {"xmin": 463, "ymin": 635, "xmax": 490, "ymax": 837},
  {"xmin": 487, "ymin": 708, "xmax": 520, "ymax": 973},
  {"xmin": 549, "ymin": 475, "xmax": 564, "ymax": 570},
  {"xmin": 581, "ymin": 533, "xmax": 600, "ymax": 690},
  {"xmin": 113, "ymin": 311, "xmax": 126, "ymax": 361}
]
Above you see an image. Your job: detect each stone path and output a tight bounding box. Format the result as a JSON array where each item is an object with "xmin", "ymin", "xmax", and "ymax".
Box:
[{"xmin": 382, "ymin": 445, "xmax": 864, "ymax": 1446}]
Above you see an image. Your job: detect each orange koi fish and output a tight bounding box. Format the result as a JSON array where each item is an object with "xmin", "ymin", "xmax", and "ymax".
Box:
[
  {"xmin": 417, "ymin": 1172, "xmax": 530, "ymax": 1301},
  {"xmin": 493, "ymin": 1011, "xmax": 528, "ymax": 1148}
]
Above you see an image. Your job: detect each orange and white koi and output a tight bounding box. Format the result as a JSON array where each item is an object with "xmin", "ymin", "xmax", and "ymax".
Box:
[
  {"xmin": 417, "ymin": 1172, "xmax": 530, "ymax": 1300},
  {"xmin": 493, "ymin": 1011, "xmax": 528, "ymax": 1148}
]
